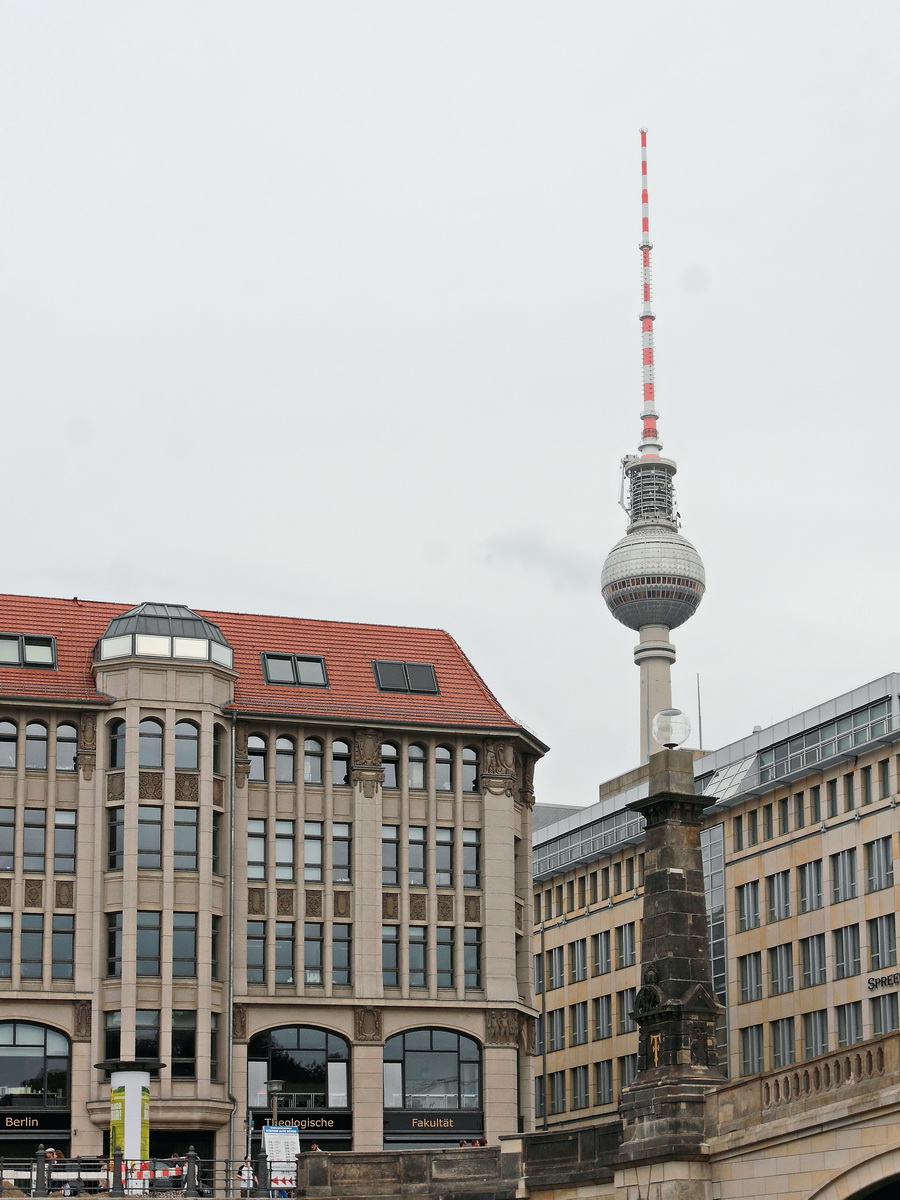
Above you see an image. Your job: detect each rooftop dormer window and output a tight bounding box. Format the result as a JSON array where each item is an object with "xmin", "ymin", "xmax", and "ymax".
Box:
[
  {"xmin": 261, "ymin": 653, "xmax": 328, "ymax": 687},
  {"xmin": 0, "ymin": 633, "xmax": 56, "ymax": 669},
  {"xmin": 96, "ymin": 603, "xmax": 233, "ymax": 668},
  {"xmin": 372, "ymin": 660, "xmax": 438, "ymax": 694}
]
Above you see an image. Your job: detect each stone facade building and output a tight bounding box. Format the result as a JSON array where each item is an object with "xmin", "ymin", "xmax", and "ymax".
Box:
[
  {"xmin": 532, "ymin": 673, "xmax": 900, "ymax": 1128},
  {"xmin": 0, "ymin": 593, "xmax": 544, "ymax": 1158}
]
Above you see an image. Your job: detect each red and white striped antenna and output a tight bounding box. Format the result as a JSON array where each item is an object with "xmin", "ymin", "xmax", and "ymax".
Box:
[{"xmin": 639, "ymin": 127, "xmax": 661, "ymax": 458}]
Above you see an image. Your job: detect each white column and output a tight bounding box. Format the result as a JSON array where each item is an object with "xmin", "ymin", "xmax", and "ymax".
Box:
[{"xmin": 634, "ymin": 624, "xmax": 675, "ymax": 762}]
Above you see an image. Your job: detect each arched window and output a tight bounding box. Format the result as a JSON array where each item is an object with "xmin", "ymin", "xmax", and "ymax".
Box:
[
  {"xmin": 138, "ymin": 718, "xmax": 164, "ymax": 769},
  {"xmin": 247, "ymin": 1026, "xmax": 350, "ymax": 1113},
  {"xmin": 381, "ymin": 743, "xmax": 399, "ymax": 789},
  {"xmin": 462, "ymin": 747, "xmax": 479, "ymax": 793},
  {"xmin": 174, "ymin": 721, "xmax": 199, "ymax": 770},
  {"xmin": 108, "ymin": 720, "xmax": 125, "ymax": 769},
  {"xmin": 0, "ymin": 1022, "xmax": 70, "ymax": 1108},
  {"xmin": 408, "ymin": 743, "xmax": 426, "ymax": 790},
  {"xmin": 25, "ymin": 722, "xmax": 48, "ymax": 770},
  {"xmin": 276, "ymin": 736, "xmax": 295, "ymax": 783},
  {"xmin": 212, "ymin": 725, "xmax": 224, "ymax": 775},
  {"xmin": 56, "ymin": 724, "xmax": 78, "ymax": 772},
  {"xmin": 304, "ymin": 738, "xmax": 323, "ymax": 785},
  {"xmin": 0, "ymin": 721, "xmax": 17, "ymax": 769},
  {"xmin": 248, "ymin": 735, "xmax": 267, "ymax": 782},
  {"xmin": 435, "ymin": 745, "xmax": 453, "ymax": 792},
  {"xmin": 383, "ymin": 1029, "xmax": 481, "ymax": 1111},
  {"xmin": 332, "ymin": 739, "xmax": 351, "ymax": 787}
]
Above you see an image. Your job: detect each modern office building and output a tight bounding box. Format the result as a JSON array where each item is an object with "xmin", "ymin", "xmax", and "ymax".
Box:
[
  {"xmin": 0, "ymin": 592, "xmax": 544, "ymax": 1159},
  {"xmin": 532, "ymin": 673, "xmax": 900, "ymax": 1128}
]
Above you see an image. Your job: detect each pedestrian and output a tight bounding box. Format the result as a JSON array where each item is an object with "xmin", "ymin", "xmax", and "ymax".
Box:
[
  {"xmin": 309, "ymin": 1144, "xmax": 322, "ymax": 1153},
  {"xmin": 237, "ymin": 1158, "xmax": 256, "ymax": 1197}
]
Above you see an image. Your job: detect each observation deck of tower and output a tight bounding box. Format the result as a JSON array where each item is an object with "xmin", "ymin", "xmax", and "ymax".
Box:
[{"xmin": 601, "ymin": 130, "xmax": 705, "ymax": 761}]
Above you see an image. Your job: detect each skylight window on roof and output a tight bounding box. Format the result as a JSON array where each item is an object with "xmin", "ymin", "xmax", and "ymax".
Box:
[
  {"xmin": 261, "ymin": 653, "xmax": 328, "ymax": 688},
  {"xmin": 372, "ymin": 660, "xmax": 439, "ymax": 695},
  {"xmin": 0, "ymin": 634, "xmax": 56, "ymax": 669}
]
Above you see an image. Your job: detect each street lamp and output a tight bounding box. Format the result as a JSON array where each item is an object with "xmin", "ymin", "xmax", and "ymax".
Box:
[{"xmin": 266, "ymin": 1079, "xmax": 284, "ymax": 1126}]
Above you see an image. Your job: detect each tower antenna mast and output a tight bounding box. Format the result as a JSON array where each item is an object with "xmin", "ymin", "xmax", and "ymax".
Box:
[{"xmin": 601, "ymin": 130, "xmax": 706, "ymax": 761}]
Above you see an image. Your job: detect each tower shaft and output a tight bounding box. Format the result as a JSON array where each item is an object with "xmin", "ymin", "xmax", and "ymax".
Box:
[{"xmin": 635, "ymin": 625, "xmax": 675, "ymax": 761}]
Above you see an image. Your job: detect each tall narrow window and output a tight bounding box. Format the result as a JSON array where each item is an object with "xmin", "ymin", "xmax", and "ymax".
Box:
[
  {"xmin": 210, "ymin": 1011, "xmax": 220, "ymax": 1081},
  {"xmin": 408, "ymin": 826, "xmax": 426, "ymax": 887},
  {"xmin": 333, "ymin": 924, "xmax": 351, "ymax": 986},
  {"xmin": 25, "ymin": 723, "xmax": 48, "ymax": 770},
  {"xmin": 617, "ymin": 988, "xmax": 636, "ymax": 1034},
  {"xmin": 619, "ymin": 1055, "xmax": 638, "ymax": 1088},
  {"xmin": 868, "ymin": 914, "xmax": 897, "ymax": 971},
  {"xmin": 569, "ymin": 938, "xmax": 587, "ymax": 983},
  {"xmin": 248, "ymin": 820, "xmax": 266, "ymax": 880},
  {"xmin": 381, "ymin": 743, "xmax": 399, "ymax": 788},
  {"xmin": 768, "ymin": 943, "xmax": 793, "ymax": 995},
  {"xmin": 871, "ymin": 992, "xmax": 899, "ymax": 1036},
  {"xmin": 879, "ymin": 759, "xmax": 891, "ymax": 799},
  {"xmin": 107, "ymin": 719, "xmax": 126, "ymax": 769},
  {"xmin": 844, "ymin": 773, "xmax": 855, "ymax": 811},
  {"xmin": 435, "ymin": 828, "xmax": 453, "ymax": 887},
  {"xmin": 171, "ymin": 1012, "xmax": 197, "ymax": 1078},
  {"xmin": 0, "ymin": 808, "xmax": 12, "ymax": 871},
  {"xmin": 408, "ymin": 743, "xmax": 426, "ymax": 789},
  {"xmin": 0, "ymin": 721, "xmax": 17, "ymax": 769},
  {"xmin": 771, "ymin": 1017, "xmax": 795, "ymax": 1068},
  {"xmin": 831, "ymin": 849, "xmax": 857, "ymax": 903},
  {"xmin": 571, "ymin": 1065, "xmax": 589, "ymax": 1110},
  {"xmin": 462, "ymin": 830, "xmax": 480, "ymax": 888},
  {"xmin": 738, "ymin": 952, "xmax": 762, "ymax": 1002},
  {"xmin": 800, "ymin": 934, "xmax": 826, "ymax": 987},
  {"xmin": 172, "ymin": 912, "xmax": 198, "ymax": 977},
  {"xmin": 834, "ymin": 924, "xmax": 861, "ymax": 978},
  {"xmin": 138, "ymin": 719, "xmax": 163, "ymax": 769},
  {"xmin": 135, "ymin": 1010, "xmax": 160, "ymax": 1063},
  {"xmin": 333, "ymin": 823, "xmax": 351, "ymax": 883},
  {"xmin": 106, "ymin": 912, "xmax": 123, "ymax": 976},
  {"xmin": 51, "ymin": 915, "xmax": 74, "ymax": 980},
  {"xmin": 593, "ymin": 995, "xmax": 612, "ymax": 1039},
  {"xmin": 766, "ymin": 871, "xmax": 791, "ymax": 922},
  {"xmin": 737, "ymin": 881, "xmax": 760, "ymax": 931},
  {"xmin": 382, "ymin": 925, "xmax": 399, "ymax": 986},
  {"xmin": 304, "ymin": 922, "xmax": 322, "ymax": 984},
  {"xmin": 23, "ymin": 809, "xmax": 46, "ymax": 872},
  {"xmin": 462, "ymin": 747, "xmax": 479, "ymax": 793},
  {"xmin": 827, "ymin": 779, "xmax": 838, "ymax": 818},
  {"xmin": 595, "ymin": 1060, "xmax": 613, "ymax": 1105},
  {"xmin": 173, "ymin": 808, "xmax": 199, "ymax": 871},
  {"xmin": 464, "ymin": 928, "xmax": 481, "ymax": 988},
  {"xmin": 740, "ymin": 1025, "xmax": 764, "ymax": 1075},
  {"xmin": 304, "ymin": 738, "xmax": 323, "ymax": 784},
  {"xmin": 331, "ymin": 739, "xmax": 351, "ymax": 786},
  {"xmin": 248, "ymin": 735, "xmax": 266, "ymax": 781},
  {"xmin": 836, "ymin": 1001, "xmax": 863, "ymax": 1047},
  {"xmin": 212, "ymin": 812, "xmax": 222, "ymax": 874},
  {"xmin": 213, "ymin": 725, "xmax": 224, "ymax": 775},
  {"xmin": 275, "ymin": 820, "xmax": 295, "ymax": 881},
  {"xmin": 592, "ymin": 930, "xmax": 611, "ymax": 975},
  {"xmin": 211, "ymin": 915, "xmax": 221, "ymax": 980},
  {"xmin": 247, "ymin": 921, "xmax": 265, "ymax": 985},
  {"xmin": 799, "ymin": 860, "xmax": 823, "ymax": 912},
  {"xmin": 107, "ymin": 805, "xmax": 124, "ymax": 870},
  {"xmin": 174, "ymin": 721, "xmax": 199, "ymax": 770},
  {"xmin": 53, "ymin": 811, "xmax": 77, "ymax": 873},
  {"xmin": 866, "ymin": 836, "xmax": 894, "ymax": 892},
  {"xmin": 435, "ymin": 746, "xmax": 453, "ymax": 791},
  {"xmin": 436, "ymin": 927, "xmax": 454, "ymax": 987},
  {"xmin": 0, "ymin": 914, "xmax": 10, "ymax": 978},
  {"xmin": 275, "ymin": 737, "xmax": 295, "ymax": 783},
  {"xmin": 794, "ymin": 792, "xmax": 805, "ymax": 828},
  {"xmin": 569, "ymin": 1001, "xmax": 588, "ymax": 1045},
  {"xmin": 104, "ymin": 1011, "xmax": 121, "ymax": 1061},
  {"xmin": 861, "ymin": 765, "xmax": 873, "ymax": 806},
  {"xmin": 137, "ymin": 806, "xmax": 162, "ymax": 870},
  {"xmin": 301, "ymin": 821, "xmax": 319, "ymax": 882},
  {"xmin": 382, "ymin": 825, "xmax": 399, "ymax": 886},
  {"xmin": 136, "ymin": 911, "xmax": 161, "ymax": 976},
  {"xmin": 810, "ymin": 785, "xmax": 821, "ymax": 822},
  {"xmin": 276, "ymin": 921, "xmax": 295, "ymax": 984},
  {"xmin": 409, "ymin": 926, "xmax": 427, "ymax": 988},
  {"xmin": 20, "ymin": 914, "xmax": 44, "ymax": 978},
  {"xmin": 56, "ymin": 724, "xmax": 77, "ymax": 772},
  {"xmin": 547, "ymin": 945, "xmax": 564, "ymax": 989},
  {"xmin": 616, "ymin": 923, "xmax": 636, "ymax": 968}
]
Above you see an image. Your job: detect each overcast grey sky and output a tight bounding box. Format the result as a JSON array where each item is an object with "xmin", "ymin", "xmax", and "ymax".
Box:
[{"xmin": 2, "ymin": 2, "xmax": 897, "ymax": 805}]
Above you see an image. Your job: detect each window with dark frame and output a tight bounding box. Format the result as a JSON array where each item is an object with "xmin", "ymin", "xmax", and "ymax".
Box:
[
  {"xmin": 54, "ymin": 811, "xmax": 76, "ymax": 873},
  {"xmin": 304, "ymin": 738, "xmax": 324, "ymax": 784},
  {"xmin": 137, "ymin": 806, "xmax": 162, "ymax": 870},
  {"xmin": 275, "ymin": 737, "xmax": 295, "ymax": 783},
  {"xmin": 247, "ymin": 921, "xmax": 265, "ymax": 985},
  {"xmin": 436, "ymin": 926, "xmax": 453, "ymax": 987},
  {"xmin": 56, "ymin": 724, "xmax": 77, "ymax": 772},
  {"xmin": 332, "ymin": 739, "xmax": 351, "ymax": 786},
  {"xmin": 0, "ymin": 633, "xmax": 56, "ymax": 668},
  {"xmin": 106, "ymin": 912, "xmax": 123, "ymax": 977},
  {"xmin": 333, "ymin": 924, "xmax": 351, "ymax": 986},
  {"xmin": 464, "ymin": 927, "xmax": 481, "ymax": 988},
  {"xmin": 172, "ymin": 912, "xmax": 198, "ymax": 977},
  {"xmin": 372, "ymin": 660, "xmax": 439, "ymax": 694},
  {"xmin": 382, "ymin": 825, "xmax": 399, "ymax": 886},
  {"xmin": 108, "ymin": 720, "xmax": 125, "ymax": 770},
  {"xmin": 51, "ymin": 914, "xmax": 74, "ymax": 980},
  {"xmin": 173, "ymin": 808, "xmax": 199, "ymax": 871},
  {"xmin": 138, "ymin": 719, "xmax": 163, "ymax": 769},
  {"xmin": 333, "ymin": 822, "xmax": 351, "ymax": 883},
  {"xmin": 23, "ymin": 809, "xmax": 45, "ymax": 872},
  {"xmin": 0, "ymin": 807, "xmax": 12, "ymax": 871},
  {"xmin": 304, "ymin": 922, "xmax": 322, "ymax": 985},
  {"xmin": 408, "ymin": 743, "xmax": 426, "ymax": 789},
  {"xmin": 381, "ymin": 743, "xmax": 399, "ymax": 788},
  {"xmin": 382, "ymin": 924, "xmax": 399, "ymax": 987},
  {"xmin": 25, "ymin": 723, "xmax": 48, "ymax": 770},
  {"xmin": 174, "ymin": 721, "xmax": 199, "ymax": 770},
  {"xmin": 0, "ymin": 914, "xmax": 10, "ymax": 978},
  {"xmin": 262, "ymin": 653, "xmax": 328, "ymax": 687},
  {"xmin": 20, "ymin": 914, "xmax": 43, "ymax": 979},
  {"xmin": 171, "ymin": 1011, "xmax": 197, "ymax": 1078},
  {"xmin": 277, "ymin": 921, "xmax": 295, "ymax": 984},
  {"xmin": 0, "ymin": 722, "xmax": 16, "ymax": 769},
  {"xmin": 136, "ymin": 910, "xmax": 161, "ymax": 976},
  {"xmin": 248, "ymin": 819, "xmax": 266, "ymax": 880},
  {"xmin": 410, "ymin": 926, "xmax": 427, "ymax": 988},
  {"xmin": 248, "ymin": 735, "xmax": 266, "ymax": 781}
]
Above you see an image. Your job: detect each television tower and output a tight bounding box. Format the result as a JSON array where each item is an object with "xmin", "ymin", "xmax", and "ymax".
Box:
[{"xmin": 601, "ymin": 130, "xmax": 705, "ymax": 761}]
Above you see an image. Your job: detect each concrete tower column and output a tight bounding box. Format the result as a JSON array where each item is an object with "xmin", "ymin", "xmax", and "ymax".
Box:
[{"xmin": 634, "ymin": 624, "xmax": 676, "ymax": 761}]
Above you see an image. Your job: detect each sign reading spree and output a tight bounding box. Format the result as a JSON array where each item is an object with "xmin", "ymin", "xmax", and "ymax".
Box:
[{"xmin": 867, "ymin": 971, "xmax": 900, "ymax": 990}]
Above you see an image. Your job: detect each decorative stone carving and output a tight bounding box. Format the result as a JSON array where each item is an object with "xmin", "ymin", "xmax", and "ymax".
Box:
[
  {"xmin": 248, "ymin": 888, "xmax": 265, "ymax": 915},
  {"xmin": 437, "ymin": 894, "xmax": 454, "ymax": 923},
  {"xmin": 485, "ymin": 1010, "xmax": 519, "ymax": 1046},
  {"xmin": 354, "ymin": 1008, "xmax": 382, "ymax": 1043},
  {"xmin": 481, "ymin": 739, "xmax": 516, "ymax": 797},
  {"xmin": 139, "ymin": 772, "xmax": 163, "ymax": 800},
  {"xmin": 80, "ymin": 713, "xmax": 96, "ymax": 750},
  {"xmin": 514, "ymin": 902, "xmax": 523, "ymax": 931},
  {"xmin": 352, "ymin": 768, "xmax": 384, "ymax": 799},
  {"xmin": 519, "ymin": 753, "xmax": 536, "ymax": 807},
  {"xmin": 107, "ymin": 774, "xmax": 125, "ymax": 802},
  {"xmin": 464, "ymin": 896, "xmax": 481, "ymax": 923},
  {"xmin": 174, "ymin": 773, "xmax": 199, "ymax": 802},
  {"xmin": 213, "ymin": 778, "xmax": 224, "ymax": 805},
  {"xmin": 333, "ymin": 892, "xmax": 351, "ymax": 919},
  {"xmin": 56, "ymin": 881, "xmax": 75, "ymax": 909},
  {"xmin": 24, "ymin": 880, "xmax": 42, "ymax": 908},
  {"xmin": 75, "ymin": 752, "xmax": 95, "ymax": 781},
  {"xmin": 382, "ymin": 893, "xmax": 399, "ymax": 920},
  {"xmin": 234, "ymin": 724, "xmax": 250, "ymax": 788},
  {"xmin": 276, "ymin": 890, "xmax": 294, "ymax": 916},
  {"xmin": 233, "ymin": 1004, "xmax": 247, "ymax": 1041},
  {"xmin": 0, "ymin": 879, "xmax": 10, "ymax": 907},
  {"xmin": 409, "ymin": 894, "xmax": 427, "ymax": 922},
  {"xmin": 73, "ymin": 1000, "xmax": 92, "ymax": 1040},
  {"xmin": 353, "ymin": 729, "xmax": 381, "ymax": 768},
  {"xmin": 523, "ymin": 1015, "xmax": 536, "ymax": 1055},
  {"xmin": 305, "ymin": 890, "xmax": 322, "ymax": 917}
]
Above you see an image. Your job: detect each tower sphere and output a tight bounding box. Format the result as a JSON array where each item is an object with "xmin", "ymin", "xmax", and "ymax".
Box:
[{"xmin": 601, "ymin": 524, "xmax": 705, "ymax": 631}]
